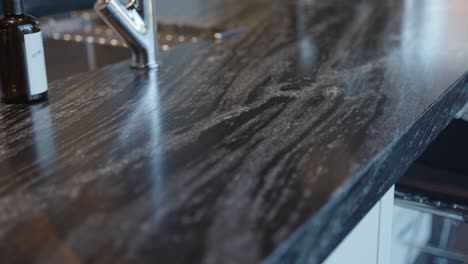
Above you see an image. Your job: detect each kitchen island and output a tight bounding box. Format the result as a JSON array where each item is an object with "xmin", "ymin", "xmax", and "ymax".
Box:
[{"xmin": 0, "ymin": 0, "xmax": 467, "ymax": 263}]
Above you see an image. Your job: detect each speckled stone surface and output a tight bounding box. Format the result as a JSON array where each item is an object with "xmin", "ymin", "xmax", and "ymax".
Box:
[{"xmin": 1, "ymin": 0, "xmax": 468, "ymax": 263}]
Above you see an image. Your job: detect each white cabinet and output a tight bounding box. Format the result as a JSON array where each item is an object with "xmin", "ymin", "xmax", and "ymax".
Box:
[
  {"xmin": 391, "ymin": 205, "xmax": 432, "ymax": 264},
  {"xmin": 456, "ymin": 103, "xmax": 468, "ymax": 121},
  {"xmin": 323, "ymin": 186, "xmax": 395, "ymax": 264}
]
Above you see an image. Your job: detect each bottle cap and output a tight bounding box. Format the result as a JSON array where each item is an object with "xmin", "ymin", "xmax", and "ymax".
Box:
[{"xmin": 2, "ymin": 0, "xmax": 24, "ymax": 15}]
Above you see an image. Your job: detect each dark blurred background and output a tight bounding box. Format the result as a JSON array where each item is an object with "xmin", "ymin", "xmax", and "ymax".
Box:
[{"xmin": 1, "ymin": 0, "xmax": 95, "ymax": 17}]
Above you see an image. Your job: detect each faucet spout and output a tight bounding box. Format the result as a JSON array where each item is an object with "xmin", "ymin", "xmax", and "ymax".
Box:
[{"xmin": 94, "ymin": 0, "xmax": 158, "ymax": 69}]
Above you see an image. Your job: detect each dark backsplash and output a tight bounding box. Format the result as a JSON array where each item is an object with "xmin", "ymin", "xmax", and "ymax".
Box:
[{"xmin": 0, "ymin": 0, "xmax": 95, "ymax": 17}]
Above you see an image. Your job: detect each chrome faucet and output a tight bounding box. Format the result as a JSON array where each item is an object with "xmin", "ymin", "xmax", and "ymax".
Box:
[{"xmin": 94, "ymin": 0, "xmax": 158, "ymax": 69}]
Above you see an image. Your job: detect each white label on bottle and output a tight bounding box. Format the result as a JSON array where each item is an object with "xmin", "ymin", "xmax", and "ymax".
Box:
[{"xmin": 24, "ymin": 31, "xmax": 48, "ymax": 95}]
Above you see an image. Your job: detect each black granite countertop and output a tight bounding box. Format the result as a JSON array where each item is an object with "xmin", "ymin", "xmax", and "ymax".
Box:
[{"xmin": 1, "ymin": 0, "xmax": 468, "ymax": 263}]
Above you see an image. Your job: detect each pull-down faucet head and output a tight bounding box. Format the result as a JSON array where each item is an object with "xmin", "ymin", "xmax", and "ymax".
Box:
[{"xmin": 94, "ymin": 0, "xmax": 158, "ymax": 69}]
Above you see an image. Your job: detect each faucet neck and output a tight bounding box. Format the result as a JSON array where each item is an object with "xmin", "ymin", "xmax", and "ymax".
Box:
[{"xmin": 95, "ymin": 0, "xmax": 159, "ymax": 69}]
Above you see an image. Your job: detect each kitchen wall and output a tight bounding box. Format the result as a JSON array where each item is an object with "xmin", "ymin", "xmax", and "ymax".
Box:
[{"xmin": 0, "ymin": 0, "xmax": 95, "ymax": 17}]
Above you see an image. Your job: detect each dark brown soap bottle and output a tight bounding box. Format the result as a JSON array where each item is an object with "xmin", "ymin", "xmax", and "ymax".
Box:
[{"xmin": 0, "ymin": 0, "xmax": 48, "ymax": 104}]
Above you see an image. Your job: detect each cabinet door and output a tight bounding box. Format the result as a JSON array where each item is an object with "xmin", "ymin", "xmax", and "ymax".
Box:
[{"xmin": 323, "ymin": 186, "xmax": 394, "ymax": 264}]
